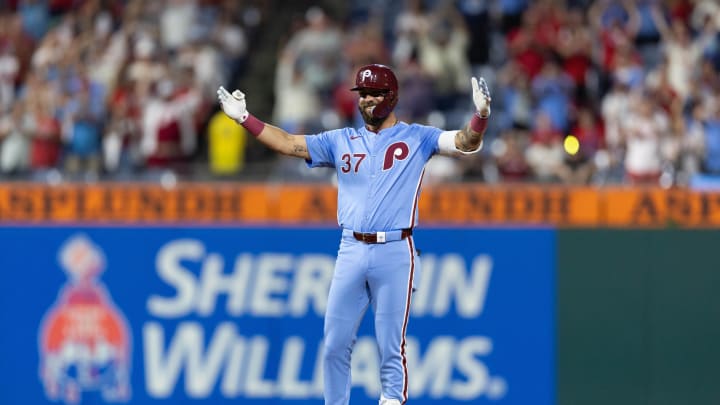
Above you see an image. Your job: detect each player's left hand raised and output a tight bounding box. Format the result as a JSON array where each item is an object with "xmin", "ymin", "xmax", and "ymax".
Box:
[
  {"xmin": 217, "ymin": 86, "xmax": 249, "ymax": 123},
  {"xmin": 471, "ymin": 77, "xmax": 491, "ymax": 118}
]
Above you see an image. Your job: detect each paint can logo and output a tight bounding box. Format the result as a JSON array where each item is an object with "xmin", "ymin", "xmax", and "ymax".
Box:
[{"xmin": 38, "ymin": 235, "xmax": 131, "ymax": 404}]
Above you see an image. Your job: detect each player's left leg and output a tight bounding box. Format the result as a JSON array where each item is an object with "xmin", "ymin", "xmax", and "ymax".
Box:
[{"xmin": 367, "ymin": 237, "xmax": 419, "ymax": 404}]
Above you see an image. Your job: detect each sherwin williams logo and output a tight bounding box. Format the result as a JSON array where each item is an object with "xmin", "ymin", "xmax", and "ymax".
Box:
[{"xmin": 39, "ymin": 235, "xmax": 131, "ymax": 404}]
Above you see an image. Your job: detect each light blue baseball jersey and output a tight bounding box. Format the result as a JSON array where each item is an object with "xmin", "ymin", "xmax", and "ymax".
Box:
[{"xmin": 305, "ymin": 122, "xmax": 442, "ymax": 232}]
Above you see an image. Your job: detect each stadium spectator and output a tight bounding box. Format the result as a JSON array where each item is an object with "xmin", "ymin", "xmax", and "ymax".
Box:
[
  {"xmin": 391, "ymin": 0, "xmax": 431, "ymax": 68},
  {"xmin": 206, "ymin": 109, "xmax": 247, "ymax": 177},
  {"xmin": 416, "ymin": 1, "xmax": 472, "ymax": 111},
  {"xmin": 272, "ymin": 49, "xmax": 321, "ymax": 133},
  {"xmin": 139, "ymin": 77, "xmax": 200, "ymax": 173},
  {"xmin": 589, "ymin": 0, "xmax": 640, "ymax": 92},
  {"xmin": 559, "ymin": 107, "xmax": 605, "ymax": 184},
  {"xmin": 531, "ymin": 56, "xmax": 575, "ymax": 133},
  {"xmin": 526, "ymin": 111, "xmax": 566, "ymax": 182},
  {"xmin": 493, "ymin": 129, "xmax": 532, "ymax": 182},
  {"xmin": 0, "ymin": 13, "xmax": 35, "ymax": 89},
  {"xmin": 688, "ymin": 98, "xmax": 720, "ymax": 176},
  {"xmin": 505, "ymin": 5, "xmax": 546, "ymax": 80},
  {"xmin": 102, "ymin": 85, "xmax": 140, "ymax": 177},
  {"xmin": 620, "ymin": 91, "xmax": 671, "ymax": 185},
  {"xmin": 650, "ymin": 3, "xmax": 714, "ymax": 102},
  {"xmin": 283, "ymin": 6, "xmax": 343, "ymax": 97},
  {"xmin": 18, "ymin": 0, "xmax": 50, "ymax": 42},
  {"xmin": 393, "ymin": 56, "xmax": 435, "ymax": 124},
  {"xmin": 496, "ymin": 61, "xmax": 533, "ymax": 131},
  {"xmin": 61, "ymin": 87, "xmax": 103, "ymax": 180},
  {"xmin": 554, "ymin": 7, "xmax": 594, "ymax": 103},
  {"xmin": 27, "ymin": 86, "xmax": 61, "ymax": 172},
  {"xmin": 678, "ymin": 99, "xmax": 708, "ymax": 182},
  {"xmin": 211, "ymin": 8, "xmax": 249, "ymax": 83},
  {"xmin": 0, "ymin": 101, "xmax": 30, "ymax": 175},
  {"xmin": 0, "ymin": 42, "xmax": 19, "ymax": 113}
]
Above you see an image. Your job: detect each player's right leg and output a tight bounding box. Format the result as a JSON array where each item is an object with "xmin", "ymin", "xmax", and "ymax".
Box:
[{"xmin": 323, "ymin": 237, "xmax": 371, "ymax": 405}]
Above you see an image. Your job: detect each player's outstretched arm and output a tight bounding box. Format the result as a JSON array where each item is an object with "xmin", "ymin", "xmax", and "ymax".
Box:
[
  {"xmin": 455, "ymin": 76, "xmax": 491, "ymax": 152},
  {"xmin": 217, "ymin": 86, "xmax": 310, "ymax": 159}
]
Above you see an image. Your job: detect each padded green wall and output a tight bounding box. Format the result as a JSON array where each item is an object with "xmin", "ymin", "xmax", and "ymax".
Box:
[{"xmin": 558, "ymin": 230, "xmax": 720, "ymax": 405}]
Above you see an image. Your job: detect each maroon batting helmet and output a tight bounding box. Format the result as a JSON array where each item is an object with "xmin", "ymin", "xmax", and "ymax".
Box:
[{"xmin": 350, "ymin": 64, "xmax": 399, "ymax": 119}]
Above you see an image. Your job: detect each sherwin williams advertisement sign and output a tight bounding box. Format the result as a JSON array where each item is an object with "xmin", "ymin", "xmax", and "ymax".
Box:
[{"xmin": 0, "ymin": 227, "xmax": 554, "ymax": 405}]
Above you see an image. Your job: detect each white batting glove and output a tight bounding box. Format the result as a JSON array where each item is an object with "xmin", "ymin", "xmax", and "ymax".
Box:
[
  {"xmin": 217, "ymin": 86, "xmax": 249, "ymax": 123},
  {"xmin": 471, "ymin": 77, "xmax": 491, "ymax": 118}
]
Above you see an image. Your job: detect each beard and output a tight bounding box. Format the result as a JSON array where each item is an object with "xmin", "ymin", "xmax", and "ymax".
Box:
[{"xmin": 358, "ymin": 103, "xmax": 386, "ymax": 127}]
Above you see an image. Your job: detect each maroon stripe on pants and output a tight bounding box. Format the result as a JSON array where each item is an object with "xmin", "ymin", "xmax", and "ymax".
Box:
[{"xmin": 400, "ymin": 237, "xmax": 415, "ymax": 404}]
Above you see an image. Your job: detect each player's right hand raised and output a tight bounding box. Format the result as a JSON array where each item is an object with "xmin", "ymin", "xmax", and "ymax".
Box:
[{"xmin": 217, "ymin": 86, "xmax": 249, "ymax": 123}]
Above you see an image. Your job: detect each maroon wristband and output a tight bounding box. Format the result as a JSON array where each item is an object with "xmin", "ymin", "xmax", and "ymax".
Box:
[
  {"xmin": 242, "ymin": 114, "xmax": 265, "ymax": 137},
  {"xmin": 470, "ymin": 113, "xmax": 488, "ymax": 133}
]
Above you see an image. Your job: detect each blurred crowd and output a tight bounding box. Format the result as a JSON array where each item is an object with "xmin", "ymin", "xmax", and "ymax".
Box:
[
  {"xmin": 0, "ymin": 0, "xmax": 719, "ymax": 188},
  {"xmin": 0, "ymin": 0, "xmax": 257, "ymax": 183}
]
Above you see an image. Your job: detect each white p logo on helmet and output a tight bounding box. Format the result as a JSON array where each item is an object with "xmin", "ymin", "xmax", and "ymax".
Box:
[{"xmin": 361, "ymin": 69, "xmax": 372, "ymax": 80}]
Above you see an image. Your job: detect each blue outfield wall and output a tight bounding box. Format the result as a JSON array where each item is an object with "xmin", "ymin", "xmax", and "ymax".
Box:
[{"xmin": 0, "ymin": 227, "xmax": 555, "ymax": 405}]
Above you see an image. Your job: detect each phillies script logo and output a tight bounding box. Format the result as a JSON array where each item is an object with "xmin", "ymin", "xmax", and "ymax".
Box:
[{"xmin": 38, "ymin": 235, "xmax": 132, "ymax": 404}]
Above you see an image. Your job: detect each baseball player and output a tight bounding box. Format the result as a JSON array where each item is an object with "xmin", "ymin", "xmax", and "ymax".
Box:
[{"xmin": 217, "ymin": 64, "xmax": 491, "ymax": 405}]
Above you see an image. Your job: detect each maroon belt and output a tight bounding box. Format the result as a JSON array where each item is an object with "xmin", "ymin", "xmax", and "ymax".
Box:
[{"xmin": 352, "ymin": 228, "xmax": 413, "ymax": 244}]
